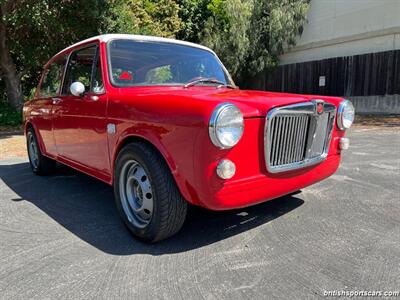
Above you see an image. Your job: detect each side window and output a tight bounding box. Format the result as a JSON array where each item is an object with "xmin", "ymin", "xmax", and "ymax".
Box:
[
  {"xmin": 39, "ymin": 55, "xmax": 67, "ymax": 98},
  {"xmin": 62, "ymin": 45, "xmax": 102, "ymax": 95}
]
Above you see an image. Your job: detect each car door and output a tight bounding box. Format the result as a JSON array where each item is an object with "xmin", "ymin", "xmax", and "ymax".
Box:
[
  {"xmin": 30, "ymin": 55, "xmax": 67, "ymax": 156},
  {"xmin": 52, "ymin": 44, "xmax": 110, "ymax": 176}
]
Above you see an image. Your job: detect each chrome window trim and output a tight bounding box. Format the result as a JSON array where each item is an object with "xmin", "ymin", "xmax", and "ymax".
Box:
[{"xmin": 264, "ymin": 100, "xmax": 336, "ymax": 173}]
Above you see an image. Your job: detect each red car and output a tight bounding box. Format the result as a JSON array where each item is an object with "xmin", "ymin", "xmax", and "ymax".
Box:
[{"xmin": 23, "ymin": 34, "xmax": 355, "ymax": 242}]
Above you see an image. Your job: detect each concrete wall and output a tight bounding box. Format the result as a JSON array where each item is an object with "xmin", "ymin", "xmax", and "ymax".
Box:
[
  {"xmin": 277, "ymin": 0, "xmax": 400, "ymax": 114},
  {"xmin": 349, "ymin": 95, "xmax": 400, "ymax": 115},
  {"xmin": 280, "ymin": 0, "xmax": 400, "ymax": 65}
]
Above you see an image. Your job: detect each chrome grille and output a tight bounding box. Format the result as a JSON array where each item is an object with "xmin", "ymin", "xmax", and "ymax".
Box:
[
  {"xmin": 269, "ymin": 115, "xmax": 310, "ymax": 166},
  {"xmin": 265, "ymin": 100, "xmax": 336, "ymax": 173}
]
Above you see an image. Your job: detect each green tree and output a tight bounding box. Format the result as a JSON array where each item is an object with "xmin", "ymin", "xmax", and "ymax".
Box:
[
  {"xmin": 0, "ymin": 0, "xmax": 309, "ymax": 110},
  {"xmin": 243, "ymin": 0, "xmax": 310, "ymax": 83},
  {"xmin": 105, "ymin": 0, "xmax": 182, "ymax": 38},
  {"xmin": 199, "ymin": 0, "xmax": 310, "ymax": 85},
  {"xmin": 200, "ymin": 0, "xmax": 254, "ymax": 82},
  {"xmin": 176, "ymin": 0, "xmax": 210, "ymax": 42},
  {"xmin": 0, "ymin": 0, "xmax": 107, "ymax": 109}
]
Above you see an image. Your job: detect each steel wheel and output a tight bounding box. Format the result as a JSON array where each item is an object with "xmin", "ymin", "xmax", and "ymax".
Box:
[
  {"xmin": 28, "ymin": 134, "xmax": 39, "ymax": 169},
  {"xmin": 119, "ymin": 159, "xmax": 154, "ymax": 228},
  {"xmin": 114, "ymin": 142, "xmax": 187, "ymax": 242}
]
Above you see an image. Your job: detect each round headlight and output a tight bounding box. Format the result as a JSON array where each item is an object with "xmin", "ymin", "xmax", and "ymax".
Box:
[
  {"xmin": 337, "ymin": 100, "xmax": 355, "ymax": 130},
  {"xmin": 209, "ymin": 103, "xmax": 244, "ymax": 149}
]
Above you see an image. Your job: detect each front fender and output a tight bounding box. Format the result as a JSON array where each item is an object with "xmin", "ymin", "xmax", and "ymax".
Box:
[{"xmin": 109, "ymin": 123, "xmax": 202, "ymax": 205}]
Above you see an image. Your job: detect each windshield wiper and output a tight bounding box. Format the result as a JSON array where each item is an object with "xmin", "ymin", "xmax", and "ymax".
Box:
[{"xmin": 184, "ymin": 78, "xmax": 236, "ymax": 89}]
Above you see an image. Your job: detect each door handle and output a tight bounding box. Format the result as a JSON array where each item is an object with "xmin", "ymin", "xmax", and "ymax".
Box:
[
  {"xmin": 87, "ymin": 95, "xmax": 99, "ymax": 102},
  {"xmin": 52, "ymin": 98, "xmax": 62, "ymax": 104}
]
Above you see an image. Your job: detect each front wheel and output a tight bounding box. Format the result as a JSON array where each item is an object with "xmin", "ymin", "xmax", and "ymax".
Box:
[
  {"xmin": 26, "ymin": 127, "xmax": 56, "ymax": 175},
  {"xmin": 114, "ymin": 142, "xmax": 187, "ymax": 242}
]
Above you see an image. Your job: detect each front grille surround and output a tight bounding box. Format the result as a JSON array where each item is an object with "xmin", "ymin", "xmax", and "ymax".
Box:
[{"xmin": 264, "ymin": 100, "xmax": 336, "ymax": 173}]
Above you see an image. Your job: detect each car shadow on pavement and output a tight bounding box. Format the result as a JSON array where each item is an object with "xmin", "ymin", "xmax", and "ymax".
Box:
[{"xmin": 0, "ymin": 162, "xmax": 304, "ymax": 255}]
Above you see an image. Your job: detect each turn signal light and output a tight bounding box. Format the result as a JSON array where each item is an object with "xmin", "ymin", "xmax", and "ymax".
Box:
[
  {"xmin": 339, "ymin": 137, "xmax": 350, "ymax": 150},
  {"xmin": 216, "ymin": 159, "xmax": 236, "ymax": 179}
]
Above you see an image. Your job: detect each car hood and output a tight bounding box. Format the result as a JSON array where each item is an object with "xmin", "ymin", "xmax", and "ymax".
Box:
[
  {"xmin": 115, "ymin": 86, "xmax": 343, "ymax": 118},
  {"xmin": 168, "ymin": 87, "xmax": 343, "ymax": 117}
]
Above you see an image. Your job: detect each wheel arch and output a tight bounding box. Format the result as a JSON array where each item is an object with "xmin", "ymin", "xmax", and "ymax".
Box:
[
  {"xmin": 24, "ymin": 121, "xmax": 46, "ymax": 154},
  {"xmin": 112, "ymin": 135, "xmax": 176, "ymax": 172},
  {"xmin": 112, "ymin": 134, "xmax": 194, "ymax": 205}
]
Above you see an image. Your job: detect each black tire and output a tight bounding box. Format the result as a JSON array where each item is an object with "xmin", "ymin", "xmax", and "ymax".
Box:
[
  {"xmin": 114, "ymin": 142, "xmax": 187, "ymax": 243},
  {"xmin": 26, "ymin": 127, "xmax": 56, "ymax": 175}
]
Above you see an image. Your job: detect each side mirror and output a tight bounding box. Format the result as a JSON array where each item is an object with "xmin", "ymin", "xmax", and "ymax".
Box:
[{"xmin": 70, "ymin": 82, "xmax": 85, "ymax": 97}]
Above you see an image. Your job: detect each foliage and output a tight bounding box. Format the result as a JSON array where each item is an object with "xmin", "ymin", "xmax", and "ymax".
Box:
[
  {"xmin": 105, "ymin": 0, "xmax": 182, "ymax": 38},
  {"xmin": 245, "ymin": 0, "xmax": 310, "ymax": 77},
  {"xmin": 199, "ymin": 0, "xmax": 254, "ymax": 82},
  {"xmin": 0, "ymin": 0, "xmax": 310, "ymax": 108},
  {"xmin": 175, "ymin": 0, "xmax": 210, "ymax": 42},
  {"xmin": 199, "ymin": 0, "xmax": 310, "ymax": 84},
  {"xmin": 0, "ymin": 101, "xmax": 22, "ymax": 127},
  {"xmin": 2, "ymin": 0, "xmax": 108, "ymax": 99}
]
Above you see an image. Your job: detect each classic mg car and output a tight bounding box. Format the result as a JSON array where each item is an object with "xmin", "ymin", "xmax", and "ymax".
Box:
[{"xmin": 23, "ymin": 34, "xmax": 354, "ymax": 242}]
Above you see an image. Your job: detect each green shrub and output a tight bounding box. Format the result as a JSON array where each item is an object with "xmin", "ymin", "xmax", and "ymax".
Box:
[{"xmin": 0, "ymin": 101, "xmax": 22, "ymax": 127}]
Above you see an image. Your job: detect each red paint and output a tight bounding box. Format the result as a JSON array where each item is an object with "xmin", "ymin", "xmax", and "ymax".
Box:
[{"xmin": 23, "ymin": 37, "xmax": 347, "ymax": 210}]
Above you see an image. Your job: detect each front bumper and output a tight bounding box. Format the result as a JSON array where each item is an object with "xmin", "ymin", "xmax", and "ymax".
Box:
[{"xmin": 200, "ymin": 154, "xmax": 340, "ymax": 210}]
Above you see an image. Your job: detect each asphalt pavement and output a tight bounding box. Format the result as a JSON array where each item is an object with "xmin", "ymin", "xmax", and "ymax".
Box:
[{"xmin": 0, "ymin": 126, "xmax": 399, "ymax": 299}]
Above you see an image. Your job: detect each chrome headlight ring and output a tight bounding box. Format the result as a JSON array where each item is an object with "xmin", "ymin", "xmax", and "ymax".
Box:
[
  {"xmin": 209, "ymin": 103, "xmax": 244, "ymax": 149},
  {"xmin": 337, "ymin": 99, "xmax": 355, "ymax": 130}
]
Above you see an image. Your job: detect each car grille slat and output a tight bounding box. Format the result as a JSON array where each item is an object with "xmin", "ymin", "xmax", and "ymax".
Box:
[
  {"xmin": 285, "ymin": 116, "xmax": 294, "ymax": 164},
  {"xmin": 309, "ymin": 112, "xmax": 330, "ymax": 157},
  {"xmin": 279, "ymin": 117, "xmax": 287, "ymax": 165},
  {"xmin": 289, "ymin": 116, "xmax": 298, "ymax": 163},
  {"xmin": 294, "ymin": 116, "xmax": 303, "ymax": 162},
  {"xmin": 271, "ymin": 117, "xmax": 278, "ymax": 165},
  {"xmin": 273, "ymin": 116, "xmax": 282, "ymax": 166},
  {"xmin": 295, "ymin": 116, "xmax": 306, "ymax": 162},
  {"xmin": 265, "ymin": 101, "xmax": 336, "ymax": 173},
  {"xmin": 290, "ymin": 116, "xmax": 297, "ymax": 163},
  {"xmin": 298, "ymin": 115, "xmax": 309, "ymax": 160}
]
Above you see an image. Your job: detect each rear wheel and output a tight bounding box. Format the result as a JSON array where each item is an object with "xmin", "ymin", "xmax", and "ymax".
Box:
[
  {"xmin": 114, "ymin": 142, "xmax": 187, "ymax": 242},
  {"xmin": 26, "ymin": 127, "xmax": 56, "ymax": 175}
]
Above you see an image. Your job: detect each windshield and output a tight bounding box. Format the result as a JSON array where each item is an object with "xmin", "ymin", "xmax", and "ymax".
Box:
[{"xmin": 107, "ymin": 39, "xmax": 234, "ymax": 87}]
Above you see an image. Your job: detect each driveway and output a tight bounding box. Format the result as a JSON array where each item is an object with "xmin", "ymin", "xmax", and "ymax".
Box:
[{"xmin": 0, "ymin": 126, "xmax": 399, "ymax": 299}]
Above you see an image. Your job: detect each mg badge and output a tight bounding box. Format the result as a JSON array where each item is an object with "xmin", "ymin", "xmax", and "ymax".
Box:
[
  {"xmin": 314, "ymin": 100, "xmax": 324, "ymax": 115},
  {"xmin": 317, "ymin": 103, "xmax": 324, "ymax": 114}
]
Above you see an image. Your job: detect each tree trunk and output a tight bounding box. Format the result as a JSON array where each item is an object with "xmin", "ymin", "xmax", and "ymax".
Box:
[{"xmin": 0, "ymin": 8, "xmax": 23, "ymax": 110}]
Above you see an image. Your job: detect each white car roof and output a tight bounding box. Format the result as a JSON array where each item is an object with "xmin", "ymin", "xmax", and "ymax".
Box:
[{"xmin": 54, "ymin": 34, "xmax": 215, "ymax": 58}]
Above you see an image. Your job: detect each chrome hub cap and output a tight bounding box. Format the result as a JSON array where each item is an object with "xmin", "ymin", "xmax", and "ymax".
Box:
[
  {"xmin": 28, "ymin": 135, "xmax": 39, "ymax": 169},
  {"xmin": 119, "ymin": 160, "xmax": 153, "ymax": 228}
]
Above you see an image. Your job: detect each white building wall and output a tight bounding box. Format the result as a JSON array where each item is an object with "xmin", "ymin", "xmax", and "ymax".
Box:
[{"xmin": 280, "ymin": 0, "xmax": 400, "ymax": 65}]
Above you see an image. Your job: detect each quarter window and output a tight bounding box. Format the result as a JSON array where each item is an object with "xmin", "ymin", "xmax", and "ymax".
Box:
[
  {"xmin": 92, "ymin": 55, "xmax": 104, "ymax": 94},
  {"xmin": 39, "ymin": 56, "xmax": 67, "ymax": 98}
]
